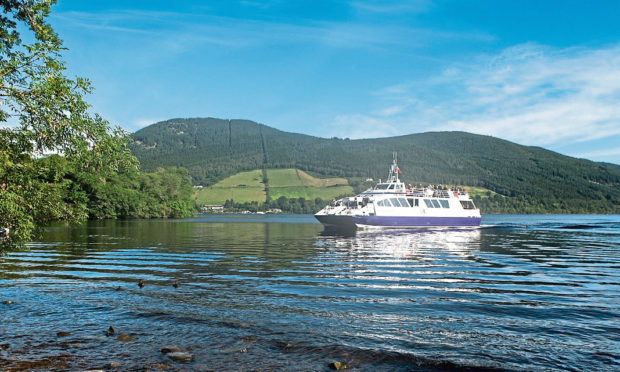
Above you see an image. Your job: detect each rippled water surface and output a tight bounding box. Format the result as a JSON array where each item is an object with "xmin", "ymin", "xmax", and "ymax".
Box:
[{"xmin": 1, "ymin": 215, "xmax": 619, "ymax": 371}]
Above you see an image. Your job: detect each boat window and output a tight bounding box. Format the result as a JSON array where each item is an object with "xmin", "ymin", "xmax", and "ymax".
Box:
[
  {"xmin": 399, "ymin": 198, "xmax": 409, "ymax": 207},
  {"xmin": 407, "ymin": 198, "xmax": 419, "ymax": 207},
  {"xmin": 460, "ymin": 200, "xmax": 475, "ymax": 210},
  {"xmin": 375, "ymin": 184, "xmax": 389, "ymax": 190},
  {"xmin": 390, "ymin": 198, "xmax": 401, "ymax": 207},
  {"xmin": 388, "ymin": 184, "xmax": 395, "ymax": 190},
  {"xmin": 377, "ymin": 200, "xmax": 384, "ymax": 207},
  {"xmin": 431, "ymin": 199, "xmax": 441, "ymax": 208},
  {"xmin": 384, "ymin": 199, "xmax": 392, "ymax": 207},
  {"xmin": 439, "ymin": 200, "xmax": 450, "ymax": 208},
  {"xmin": 424, "ymin": 199, "xmax": 434, "ymax": 208}
]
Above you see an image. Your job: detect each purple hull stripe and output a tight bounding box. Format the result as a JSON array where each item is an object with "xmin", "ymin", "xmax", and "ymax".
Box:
[
  {"xmin": 315, "ymin": 215, "xmax": 481, "ymax": 228},
  {"xmin": 354, "ymin": 216, "xmax": 481, "ymax": 227}
]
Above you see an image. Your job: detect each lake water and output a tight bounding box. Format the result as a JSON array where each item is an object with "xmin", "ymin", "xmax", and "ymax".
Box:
[{"xmin": 1, "ymin": 215, "xmax": 619, "ymax": 371}]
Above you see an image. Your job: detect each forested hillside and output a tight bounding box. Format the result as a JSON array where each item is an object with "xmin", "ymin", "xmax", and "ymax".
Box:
[{"xmin": 130, "ymin": 118, "xmax": 620, "ymax": 213}]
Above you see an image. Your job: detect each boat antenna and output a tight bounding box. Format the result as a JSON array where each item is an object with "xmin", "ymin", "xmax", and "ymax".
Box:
[{"xmin": 388, "ymin": 151, "xmax": 399, "ymax": 182}]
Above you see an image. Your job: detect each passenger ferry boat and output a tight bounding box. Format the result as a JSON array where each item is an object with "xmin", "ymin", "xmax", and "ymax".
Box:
[{"xmin": 315, "ymin": 154, "xmax": 481, "ymax": 229}]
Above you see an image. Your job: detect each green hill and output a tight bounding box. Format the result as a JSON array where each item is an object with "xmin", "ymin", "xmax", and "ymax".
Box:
[{"xmin": 130, "ymin": 118, "xmax": 620, "ymax": 213}]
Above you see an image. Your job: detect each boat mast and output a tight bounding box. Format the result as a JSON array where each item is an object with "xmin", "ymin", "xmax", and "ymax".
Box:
[{"xmin": 388, "ymin": 152, "xmax": 399, "ymax": 183}]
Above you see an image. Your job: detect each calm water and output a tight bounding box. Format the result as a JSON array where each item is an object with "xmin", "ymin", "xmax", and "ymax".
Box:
[{"xmin": 1, "ymin": 215, "xmax": 619, "ymax": 371}]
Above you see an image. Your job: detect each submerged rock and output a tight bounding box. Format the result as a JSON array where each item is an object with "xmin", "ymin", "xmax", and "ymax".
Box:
[
  {"xmin": 143, "ymin": 362, "xmax": 171, "ymax": 370},
  {"xmin": 161, "ymin": 346, "xmax": 194, "ymax": 361},
  {"xmin": 275, "ymin": 341, "xmax": 295, "ymax": 351},
  {"xmin": 328, "ymin": 361, "xmax": 350, "ymax": 370},
  {"xmin": 115, "ymin": 333, "xmax": 133, "ymax": 342},
  {"xmin": 4, "ymin": 356, "xmax": 69, "ymax": 370},
  {"xmin": 161, "ymin": 346, "xmax": 186, "ymax": 354},
  {"xmin": 166, "ymin": 351, "xmax": 194, "ymax": 362},
  {"xmin": 0, "ymin": 343, "xmax": 8, "ymax": 350},
  {"xmin": 107, "ymin": 361, "xmax": 120, "ymax": 368},
  {"xmin": 105, "ymin": 326, "xmax": 119, "ymax": 336},
  {"xmin": 57, "ymin": 331, "xmax": 71, "ymax": 337}
]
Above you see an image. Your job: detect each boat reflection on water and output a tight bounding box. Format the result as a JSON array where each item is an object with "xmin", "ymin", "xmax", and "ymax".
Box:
[{"xmin": 318, "ymin": 226, "xmax": 482, "ymax": 259}]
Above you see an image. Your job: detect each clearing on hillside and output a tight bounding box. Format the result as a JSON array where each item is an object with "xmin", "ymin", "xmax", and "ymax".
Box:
[
  {"xmin": 193, "ymin": 168, "xmax": 354, "ymax": 205},
  {"xmin": 268, "ymin": 169, "xmax": 353, "ymax": 200},
  {"xmin": 194, "ymin": 170, "xmax": 266, "ymax": 205},
  {"xmin": 269, "ymin": 185, "xmax": 354, "ymax": 201}
]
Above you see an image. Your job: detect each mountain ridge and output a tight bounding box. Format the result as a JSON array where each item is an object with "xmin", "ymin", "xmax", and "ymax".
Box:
[{"xmin": 129, "ymin": 117, "xmax": 620, "ymax": 213}]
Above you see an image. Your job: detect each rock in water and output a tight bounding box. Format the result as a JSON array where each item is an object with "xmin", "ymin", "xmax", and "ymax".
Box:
[
  {"xmin": 173, "ymin": 281, "xmax": 179, "ymax": 288},
  {"xmin": 328, "ymin": 361, "xmax": 350, "ymax": 370},
  {"xmin": 166, "ymin": 351, "xmax": 194, "ymax": 362},
  {"xmin": 115, "ymin": 334, "xmax": 133, "ymax": 342},
  {"xmin": 138, "ymin": 280, "xmax": 144, "ymax": 288},
  {"xmin": 161, "ymin": 346, "xmax": 186, "ymax": 354},
  {"xmin": 144, "ymin": 362, "xmax": 170, "ymax": 370},
  {"xmin": 161, "ymin": 345, "xmax": 194, "ymax": 362},
  {"xmin": 56, "ymin": 331, "xmax": 71, "ymax": 337},
  {"xmin": 0, "ymin": 343, "xmax": 9, "ymax": 350},
  {"xmin": 105, "ymin": 326, "xmax": 119, "ymax": 336}
]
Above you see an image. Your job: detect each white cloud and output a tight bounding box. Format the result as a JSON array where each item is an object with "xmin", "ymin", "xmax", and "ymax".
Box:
[
  {"xmin": 373, "ymin": 104, "xmax": 408, "ymax": 117},
  {"xmin": 132, "ymin": 118, "xmax": 163, "ymax": 129},
  {"xmin": 575, "ymin": 147, "xmax": 620, "ymax": 160},
  {"xmin": 330, "ymin": 43, "xmax": 620, "ymax": 155},
  {"xmin": 349, "ymin": 0, "xmax": 433, "ymax": 15},
  {"xmin": 55, "ymin": 8, "xmax": 493, "ymax": 53}
]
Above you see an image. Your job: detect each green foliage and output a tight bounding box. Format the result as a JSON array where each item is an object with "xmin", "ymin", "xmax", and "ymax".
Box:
[
  {"xmin": 221, "ymin": 196, "xmax": 328, "ymax": 214},
  {"xmin": 0, "ymin": 0, "xmax": 109, "ymax": 248},
  {"xmin": 137, "ymin": 167, "xmax": 195, "ymax": 219},
  {"xmin": 131, "ymin": 118, "xmax": 620, "ymax": 214},
  {"xmin": 0, "ymin": 2, "xmax": 195, "ymax": 251}
]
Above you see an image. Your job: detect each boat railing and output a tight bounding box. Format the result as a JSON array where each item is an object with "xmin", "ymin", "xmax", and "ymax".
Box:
[{"xmin": 433, "ymin": 190, "xmax": 451, "ymax": 198}]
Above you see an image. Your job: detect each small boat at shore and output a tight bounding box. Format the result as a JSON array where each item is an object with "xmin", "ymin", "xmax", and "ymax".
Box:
[{"xmin": 315, "ymin": 154, "xmax": 481, "ymax": 229}]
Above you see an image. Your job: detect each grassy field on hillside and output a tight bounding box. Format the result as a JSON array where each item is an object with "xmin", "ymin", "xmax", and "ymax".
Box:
[
  {"xmin": 297, "ymin": 170, "xmax": 348, "ymax": 187},
  {"xmin": 267, "ymin": 169, "xmax": 353, "ymax": 200},
  {"xmin": 462, "ymin": 186, "xmax": 497, "ymax": 199},
  {"xmin": 266, "ymin": 169, "xmax": 303, "ymax": 187},
  {"xmin": 194, "ymin": 168, "xmax": 353, "ymax": 205},
  {"xmin": 194, "ymin": 170, "xmax": 266, "ymax": 205},
  {"xmin": 269, "ymin": 186, "xmax": 354, "ymax": 200}
]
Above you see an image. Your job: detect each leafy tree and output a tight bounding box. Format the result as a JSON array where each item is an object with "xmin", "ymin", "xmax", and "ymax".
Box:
[
  {"xmin": 0, "ymin": 0, "xmax": 122, "ymax": 248},
  {"xmin": 0, "ymin": 1, "xmax": 196, "ymax": 251}
]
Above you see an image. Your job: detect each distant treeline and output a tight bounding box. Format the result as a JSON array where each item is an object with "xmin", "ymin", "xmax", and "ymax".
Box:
[{"xmin": 221, "ymin": 196, "xmax": 328, "ymax": 214}]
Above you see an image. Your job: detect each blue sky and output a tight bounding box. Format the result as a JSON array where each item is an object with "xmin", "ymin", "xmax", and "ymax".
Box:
[{"xmin": 50, "ymin": 0, "xmax": 620, "ymax": 164}]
